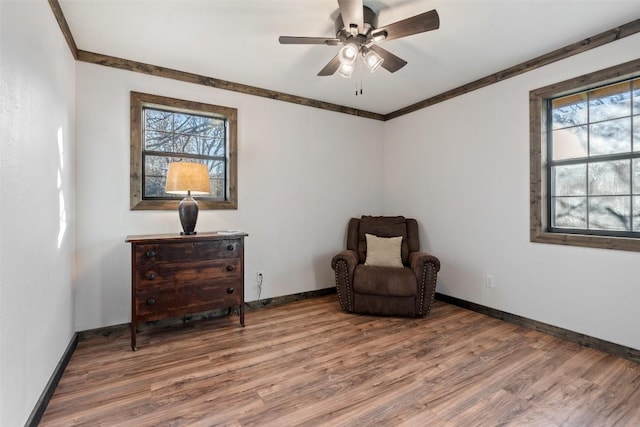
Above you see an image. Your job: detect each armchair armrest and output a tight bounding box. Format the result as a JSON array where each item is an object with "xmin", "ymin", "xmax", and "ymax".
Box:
[
  {"xmin": 331, "ymin": 250, "xmax": 358, "ymax": 313},
  {"xmin": 408, "ymin": 252, "xmax": 440, "ymax": 273},
  {"xmin": 408, "ymin": 251, "xmax": 441, "ymax": 317},
  {"xmin": 331, "ymin": 249, "xmax": 358, "ymax": 271}
]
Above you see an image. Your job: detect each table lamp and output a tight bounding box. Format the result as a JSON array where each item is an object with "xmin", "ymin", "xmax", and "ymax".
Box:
[{"xmin": 165, "ymin": 162, "xmax": 211, "ymax": 235}]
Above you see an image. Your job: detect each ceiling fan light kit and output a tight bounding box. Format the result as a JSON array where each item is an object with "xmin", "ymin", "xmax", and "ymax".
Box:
[{"xmin": 279, "ymin": 0, "xmax": 440, "ymax": 79}]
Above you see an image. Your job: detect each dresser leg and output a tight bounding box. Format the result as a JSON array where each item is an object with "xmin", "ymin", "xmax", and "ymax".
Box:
[
  {"xmin": 131, "ymin": 321, "xmax": 137, "ymax": 351},
  {"xmin": 240, "ymin": 303, "xmax": 245, "ymax": 327}
]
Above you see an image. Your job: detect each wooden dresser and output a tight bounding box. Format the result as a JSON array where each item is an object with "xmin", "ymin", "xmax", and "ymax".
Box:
[{"xmin": 125, "ymin": 231, "xmax": 248, "ymax": 350}]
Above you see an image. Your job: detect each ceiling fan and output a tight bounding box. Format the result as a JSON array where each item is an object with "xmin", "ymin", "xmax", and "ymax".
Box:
[{"xmin": 278, "ymin": 0, "xmax": 440, "ymax": 78}]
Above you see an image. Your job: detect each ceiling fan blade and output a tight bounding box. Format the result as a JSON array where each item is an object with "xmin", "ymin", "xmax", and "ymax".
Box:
[
  {"xmin": 279, "ymin": 36, "xmax": 340, "ymax": 45},
  {"xmin": 377, "ymin": 10, "xmax": 440, "ymax": 42},
  {"xmin": 338, "ymin": 0, "xmax": 364, "ymax": 34},
  {"xmin": 317, "ymin": 54, "xmax": 341, "ymax": 76},
  {"xmin": 369, "ymin": 45, "xmax": 407, "ymax": 73}
]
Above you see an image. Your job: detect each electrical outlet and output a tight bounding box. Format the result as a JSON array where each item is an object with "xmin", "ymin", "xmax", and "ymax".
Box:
[
  {"xmin": 485, "ymin": 274, "xmax": 495, "ymax": 289},
  {"xmin": 256, "ymin": 271, "xmax": 264, "ymax": 295}
]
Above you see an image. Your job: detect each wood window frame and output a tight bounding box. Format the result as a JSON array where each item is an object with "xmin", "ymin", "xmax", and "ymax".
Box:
[
  {"xmin": 530, "ymin": 58, "xmax": 640, "ymax": 252},
  {"xmin": 130, "ymin": 91, "xmax": 238, "ymax": 210}
]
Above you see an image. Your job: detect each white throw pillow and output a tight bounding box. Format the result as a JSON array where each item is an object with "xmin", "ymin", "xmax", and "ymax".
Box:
[{"xmin": 364, "ymin": 234, "xmax": 403, "ymax": 268}]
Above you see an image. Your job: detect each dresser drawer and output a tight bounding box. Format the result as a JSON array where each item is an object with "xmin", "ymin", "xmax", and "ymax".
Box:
[
  {"xmin": 134, "ymin": 258, "xmax": 241, "ymax": 289},
  {"xmin": 136, "ymin": 282, "xmax": 243, "ymax": 319},
  {"xmin": 135, "ymin": 239, "xmax": 242, "ymax": 267}
]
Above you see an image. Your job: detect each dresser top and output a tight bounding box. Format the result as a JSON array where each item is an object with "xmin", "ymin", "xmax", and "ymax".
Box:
[{"xmin": 126, "ymin": 231, "xmax": 248, "ymax": 244}]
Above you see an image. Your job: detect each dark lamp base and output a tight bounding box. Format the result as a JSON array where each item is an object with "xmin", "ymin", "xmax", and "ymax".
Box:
[
  {"xmin": 178, "ymin": 194, "xmax": 199, "ymax": 235},
  {"xmin": 180, "ymin": 231, "xmax": 197, "ymax": 235}
]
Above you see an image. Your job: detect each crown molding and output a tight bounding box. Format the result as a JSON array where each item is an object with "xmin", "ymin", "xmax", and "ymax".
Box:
[
  {"xmin": 75, "ymin": 50, "xmax": 385, "ymax": 121},
  {"xmin": 47, "ymin": 1, "xmax": 640, "ymax": 121},
  {"xmin": 386, "ymin": 18, "xmax": 640, "ymax": 120}
]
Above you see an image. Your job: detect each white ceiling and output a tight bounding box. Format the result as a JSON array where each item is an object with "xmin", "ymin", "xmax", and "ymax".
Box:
[{"xmin": 59, "ymin": 0, "xmax": 640, "ymax": 115}]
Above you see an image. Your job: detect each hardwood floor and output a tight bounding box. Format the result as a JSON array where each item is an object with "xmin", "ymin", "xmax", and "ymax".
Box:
[{"xmin": 40, "ymin": 295, "xmax": 640, "ymax": 426}]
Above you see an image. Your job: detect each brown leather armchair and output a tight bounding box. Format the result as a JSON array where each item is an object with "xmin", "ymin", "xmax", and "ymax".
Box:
[{"xmin": 331, "ymin": 216, "xmax": 440, "ymax": 317}]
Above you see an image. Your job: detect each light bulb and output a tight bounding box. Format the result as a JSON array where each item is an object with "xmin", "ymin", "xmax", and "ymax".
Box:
[{"xmin": 338, "ymin": 43, "xmax": 359, "ymax": 66}]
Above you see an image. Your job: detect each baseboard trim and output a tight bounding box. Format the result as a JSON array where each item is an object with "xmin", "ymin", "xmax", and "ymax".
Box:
[
  {"xmin": 25, "ymin": 332, "xmax": 79, "ymax": 427},
  {"xmin": 245, "ymin": 287, "xmax": 337, "ymax": 310},
  {"xmin": 435, "ymin": 292, "xmax": 640, "ymax": 364},
  {"xmin": 78, "ymin": 287, "xmax": 339, "ymax": 342}
]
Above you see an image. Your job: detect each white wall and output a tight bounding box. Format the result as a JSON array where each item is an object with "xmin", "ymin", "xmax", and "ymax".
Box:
[
  {"xmin": 384, "ymin": 33, "xmax": 640, "ymax": 350},
  {"xmin": 74, "ymin": 63, "xmax": 385, "ymax": 331},
  {"xmin": 0, "ymin": 1, "xmax": 76, "ymax": 425}
]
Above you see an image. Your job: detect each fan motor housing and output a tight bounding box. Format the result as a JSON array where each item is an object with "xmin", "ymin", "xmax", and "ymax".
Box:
[{"xmin": 335, "ymin": 5, "xmax": 378, "ymax": 38}]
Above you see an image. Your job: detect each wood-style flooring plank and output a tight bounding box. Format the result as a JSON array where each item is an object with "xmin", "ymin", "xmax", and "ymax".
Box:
[{"xmin": 40, "ymin": 295, "xmax": 640, "ymax": 426}]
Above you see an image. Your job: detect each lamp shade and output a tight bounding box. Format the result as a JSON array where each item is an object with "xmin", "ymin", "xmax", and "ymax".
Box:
[
  {"xmin": 165, "ymin": 162, "xmax": 211, "ymax": 195},
  {"xmin": 337, "ymin": 63, "xmax": 354, "ymax": 78},
  {"xmin": 364, "ymin": 49, "xmax": 384, "ymax": 73}
]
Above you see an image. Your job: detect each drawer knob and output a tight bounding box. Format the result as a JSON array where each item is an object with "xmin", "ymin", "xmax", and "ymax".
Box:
[
  {"xmin": 146, "ymin": 298, "xmax": 156, "ymax": 306},
  {"xmin": 146, "ymin": 250, "xmax": 156, "ymax": 258},
  {"xmin": 226, "ymin": 265, "xmax": 234, "ymax": 272},
  {"xmin": 226, "ymin": 287, "xmax": 234, "ymax": 294},
  {"xmin": 226, "ymin": 245, "xmax": 234, "ymax": 251},
  {"xmin": 146, "ymin": 272, "xmax": 156, "ymax": 280}
]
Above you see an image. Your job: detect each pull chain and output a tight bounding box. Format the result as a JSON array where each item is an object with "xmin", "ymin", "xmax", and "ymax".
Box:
[
  {"xmin": 360, "ymin": 61, "xmax": 363, "ymax": 95},
  {"xmin": 354, "ymin": 60, "xmax": 364, "ymax": 96}
]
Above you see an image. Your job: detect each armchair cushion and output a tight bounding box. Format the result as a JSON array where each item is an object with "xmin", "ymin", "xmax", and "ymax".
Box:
[
  {"xmin": 364, "ymin": 234, "xmax": 403, "ymax": 268},
  {"xmin": 354, "ymin": 266, "xmax": 417, "ymax": 297}
]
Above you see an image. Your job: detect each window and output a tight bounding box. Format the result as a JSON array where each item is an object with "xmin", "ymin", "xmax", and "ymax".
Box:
[
  {"xmin": 130, "ymin": 92, "xmax": 237, "ymax": 210},
  {"xmin": 530, "ymin": 59, "xmax": 640, "ymax": 251}
]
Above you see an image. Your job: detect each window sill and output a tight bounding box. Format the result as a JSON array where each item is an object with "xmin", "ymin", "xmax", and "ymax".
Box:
[
  {"xmin": 131, "ymin": 199, "xmax": 238, "ymax": 211},
  {"xmin": 531, "ymin": 230, "xmax": 640, "ymax": 252}
]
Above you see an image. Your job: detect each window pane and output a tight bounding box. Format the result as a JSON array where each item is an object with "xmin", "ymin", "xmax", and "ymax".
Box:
[
  {"xmin": 634, "ymin": 159, "xmax": 640, "ymax": 195},
  {"xmin": 633, "ymin": 196, "xmax": 640, "ymax": 231},
  {"xmin": 632, "ymin": 78, "xmax": 640, "ymax": 116},
  {"xmin": 144, "ymin": 156, "xmax": 222, "ymax": 199},
  {"xmin": 143, "ymin": 110, "xmax": 227, "ymax": 157},
  {"xmin": 205, "ymin": 159, "xmax": 226, "ymax": 199},
  {"xmin": 552, "ymin": 94, "xmax": 587, "ymax": 130},
  {"xmin": 634, "ymin": 117, "xmax": 640, "ymax": 152},
  {"xmin": 202, "ymin": 137, "xmax": 226, "ymax": 157},
  {"xmin": 589, "ymin": 81, "xmax": 631, "ymax": 122},
  {"xmin": 552, "ymin": 126, "xmax": 587, "ymax": 160},
  {"xmin": 144, "ymin": 155, "xmax": 173, "ymax": 198},
  {"xmin": 173, "ymin": 134, "xmax": 201, "ymax": 155},
  {"xmin": 552, "ymin": 197, "xmax": 586, "ymax": 228},
  {"xmin": 205, "ymin": 118, "xmax": 226, "ymax": 136},
  {"xmin": 185, "ymin": 115, "xmax": 204, "ymax": 134},
  {"xmin": 144, "ymin": 109, "xmax": 172, "ymax": 132},
  {"xmin": 588, "ymin": 196, "xmax": 630, "ymax": 231},
  {"xmin": 552, "ymin": 164, "xmax": 586, "ymax": 196},
  {"xmin": 144, "ymin": 130, "xmax": 171, "ymax": 150},
  {"xmin": 588, "ymin": 160, "xmax": 630, "ymax": 196},
  {"xmin": 589, "ymin": 117, "xmax": 631, "ymax": 156}
]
